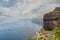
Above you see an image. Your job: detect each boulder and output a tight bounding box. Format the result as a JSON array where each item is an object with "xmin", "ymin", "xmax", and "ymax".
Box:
[{"xmin": 43, "ymin": 7, "xmax": 60, "ymax": 31}]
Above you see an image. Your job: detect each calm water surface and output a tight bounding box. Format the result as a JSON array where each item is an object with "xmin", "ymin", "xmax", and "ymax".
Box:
[{"xmin": 0, "ymin": 19, "xmax": 42, "ymax": 40}]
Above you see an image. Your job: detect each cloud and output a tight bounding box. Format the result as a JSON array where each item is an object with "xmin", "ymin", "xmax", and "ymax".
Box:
[{"xmin": 0, "ymin": 0, "xmax": 60, "ymax": 24}]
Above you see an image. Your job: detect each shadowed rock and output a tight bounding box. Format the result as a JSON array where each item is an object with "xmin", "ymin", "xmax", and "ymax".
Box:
[{"xmin": 43, "ymin": 7, "xmax": 60, "ymax": 31}]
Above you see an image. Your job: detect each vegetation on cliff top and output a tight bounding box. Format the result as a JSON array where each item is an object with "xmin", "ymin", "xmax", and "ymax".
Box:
[
  {"xmin": 27, "ymin": 7, "xmax": 60, "ymax": 40},
  {"xmin": 27, "ymin": 27, "xmax": 60, "ymax": 40}
]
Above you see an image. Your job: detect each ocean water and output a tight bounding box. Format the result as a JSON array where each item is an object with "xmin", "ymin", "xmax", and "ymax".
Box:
[{"xmin": 0, "ymin": 18, "xmax": 42, "ymax": 40}]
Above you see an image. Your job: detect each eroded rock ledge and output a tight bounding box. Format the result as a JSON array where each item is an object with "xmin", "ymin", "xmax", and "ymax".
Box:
[
  {"xmin": 43, "ymin": 7, "xmax": 60, "ymax": 31},
  {"xmin": 32, "ymin": 7, "xmax": 60, "ymax": 40}
]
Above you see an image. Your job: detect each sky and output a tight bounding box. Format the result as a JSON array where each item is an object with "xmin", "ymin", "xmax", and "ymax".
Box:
[{"xmin": 0, "ymin": 0, "xmax": 60, "ymax": 24}]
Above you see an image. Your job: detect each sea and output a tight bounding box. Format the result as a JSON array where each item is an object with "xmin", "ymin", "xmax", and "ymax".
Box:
[{"xmin": 0, "ymin": 18, "xmax": 43, "ymax": 40}]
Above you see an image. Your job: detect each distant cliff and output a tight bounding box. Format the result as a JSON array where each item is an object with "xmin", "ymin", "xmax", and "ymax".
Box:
[{"xmin": 32, "ymin": 7, "xmax": 60, "ymax": 40}]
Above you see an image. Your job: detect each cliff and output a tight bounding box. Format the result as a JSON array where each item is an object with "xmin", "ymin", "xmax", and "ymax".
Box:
[
  {"xmin": 43, "ymin": 7, "xmax": 60, "ymax": 31},
  {"xmin": 32, "ymin": 7, "xmax": 60, "ymax": 40},
  {"xmin": 33, "ymin": 28, "xmax": 60, "ymax": 40}
]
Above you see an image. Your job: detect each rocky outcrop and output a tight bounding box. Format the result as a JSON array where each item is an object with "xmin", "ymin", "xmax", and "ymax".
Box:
[
  {"xmin": 32, "ymin": 7, "xmax": 60, "ymax": 40},
  {"xmin": 33, "ymin": 28, "xmax": 60, "ymax": 40},
  {"xmin": 33, "ymin": 29, "xmax": 55, "ymax": 40},
  {"xmin": 43, "ymin": 7, "xmax": 60, "ymax": 31}
]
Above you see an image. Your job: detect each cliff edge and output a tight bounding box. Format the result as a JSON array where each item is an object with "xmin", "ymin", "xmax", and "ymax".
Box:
[{"xmin": 32, "ymin": 7, "xmax": 60, "ymax": 40}]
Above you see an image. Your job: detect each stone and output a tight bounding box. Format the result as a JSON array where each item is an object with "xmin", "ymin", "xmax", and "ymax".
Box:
[{"xmin": 43, "ymin": 7, "xmax": 60, "ymax": 31}]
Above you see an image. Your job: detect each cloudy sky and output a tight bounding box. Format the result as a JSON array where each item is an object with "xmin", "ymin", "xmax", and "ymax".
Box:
[{"xmin": 0, "ymin": 0, "xmax": 60, "ymax": 24}]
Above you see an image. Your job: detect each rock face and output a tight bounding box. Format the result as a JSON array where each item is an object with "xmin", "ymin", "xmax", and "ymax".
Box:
[
  {"xmin": 43, "ymin": 7, "xmax": 60, "ymax": 31},
  {"xmin": 33, "ymin": 29, "xmax": 55, "ymax": 40},
  {"xmin": 32, "ymin": 7, "xmax": 60, "ymax": 40}
]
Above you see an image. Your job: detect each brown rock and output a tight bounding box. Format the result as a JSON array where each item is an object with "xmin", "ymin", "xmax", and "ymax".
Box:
[{"xmin": 43, "ymin": 7, "xmax": 60, "ymax": 31}]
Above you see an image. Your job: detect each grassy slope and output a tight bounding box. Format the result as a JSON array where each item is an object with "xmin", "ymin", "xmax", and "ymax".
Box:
[{"xmin": 27, "ymin": 27, "xmax": 60, "ymax": 40}]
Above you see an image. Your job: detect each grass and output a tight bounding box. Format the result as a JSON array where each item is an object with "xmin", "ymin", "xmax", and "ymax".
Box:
[
  {"xmin": 27, "ymin": 27, "xmax": 60, "ymax": 40},
  {"xmin": 54, "ymin": 10, "xmax": 60, "ymax": 12},
  {"xmin": 52, "ymin": 28, "xmax": 60, "ymax": 40},
  {"xmin": 26, "ymin": 37, "xmax": 33, "ymax": 40}
]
